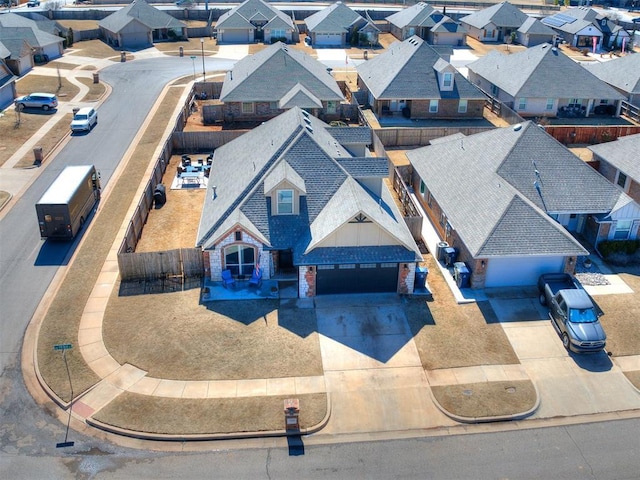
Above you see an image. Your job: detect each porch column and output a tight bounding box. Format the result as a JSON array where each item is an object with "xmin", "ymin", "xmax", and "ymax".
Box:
[
  {"xmin": 615, "ymin": 100, "xmax": 622, "ymax": 117},
  {"xmin": 585, "ymin": 98, "xmax": 593, "ymax": 118}
]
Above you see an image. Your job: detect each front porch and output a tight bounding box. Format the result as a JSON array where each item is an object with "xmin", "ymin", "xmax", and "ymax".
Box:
[{"xmin": 201, "ymin": 277, "xmax": 298, "ymax": 301}]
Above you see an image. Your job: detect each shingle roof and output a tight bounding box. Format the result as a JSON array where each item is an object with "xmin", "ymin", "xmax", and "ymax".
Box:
[
  {"xmin": 197, "ymin": 107, "xmax": 420, "ymax": 263},
  {"xmin": 335, "ymin": 157, "xmax": 389, "ymax": 178},
  {"xmin": 517, "ymin": 17, "xmax": 555, "ymax": 36},
  {"xmin": 467, "ymin": 43, "xmax": 625, "ymax": 100},
  {"xmin": 0, "ymin": 11, "xmax": 65, "ymax": 36},
  {"xmin": 357, "ymin": 35, "xmax": 485, "ymax": 100},
  {"xmin": 279, "ymin": 83, "xmax": 323, "ymax": 109},
  {"xmin": 0, "ymin": 26, "xmax": 62, "ymax": 49},
  {"xmin": 98, "ymin": 0, "xmax": 184, "ymax": 31},
  {"xmin": 583, "ymin": 54, "xmax": 640, "ymax": 96},
  {"xmin": 588, "ymin": 133, "xmax": 640, "ymax": 181},
  {"xmin": 216, "ymin": 0, "xmax": 294, "ymax": 31},
  {"xmin": 220, "ymin": 42, "xmax": 344, "ymax": 102},
  {"xmin": 326, "ymin": 126, "xmax": 372, "ymax": 144},
  {"xmin": 406, "ymin": 122, "xmax": 625, "ymax": 257},
  {"xmin": 385, "ymin": 2, "xmax": 436, "ymax": 29},
  {"xmin": 305, "ymin": 1, "xmax": 365, "ymax": 33},
  {"xmin": 0, "ymin": 38, "xmax": 32, "ymax": 59},
  {"xmin": 460, "ymin": 1, "xmax": 529, "ymax": 30}
]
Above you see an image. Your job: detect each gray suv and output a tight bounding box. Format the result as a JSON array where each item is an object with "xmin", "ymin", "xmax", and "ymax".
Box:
[{"xmin": 15, "ymin": 93, "xmax": 58, "ymax": 111}]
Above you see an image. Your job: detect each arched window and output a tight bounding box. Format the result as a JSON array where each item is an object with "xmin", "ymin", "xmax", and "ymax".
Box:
[{"xmin": 224, "ymin": 245, "xmax": 256, "ymax": 276}]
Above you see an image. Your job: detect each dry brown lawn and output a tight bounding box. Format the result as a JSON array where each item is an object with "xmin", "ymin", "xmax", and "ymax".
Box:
[
  {"xmin": 44, "ymin": 61, "xmax": 78, "ymax": 70},
  {"xmin": 38, "ymin": 87, "xmax": 188, "ymax": 402},
  {"xmin": 76, "ymin": 76, "xmax": 107, "ymax": 102},
  {"xmin": 432, "ymin": 381, "xmax": 536, "ymax": 419},
  {"xmin": 14, "ymin": 113, "xmax": 73, "ymax": 169},
  {"xmin": 624, "ymin": 370, "xmax": 640, "ymax": 390},
  {"xmin": 15, "ymin": 75, "xmax": 79, "ymax": 100},
  {"xmin": 103, "ymin": 288, "xmax": 323, "ymax": 380},
  {"xmin": 93, "ymin": 392, "xmax": 327, "ymax": 435},
  {"xmin": 67, "ymin": 39, "xmax": 123, "ymax": 59},
  {"xmin": 57, "ymin": 20, "xmax": 100, "ymax": 30},
  {"xmin": 154, "ymin": 37, "xmax": 218, "ymax": 56},
  {"xmin": 405, "ymin": 254, "xmax": 520, "ymax": 370},
  {"xmin": 0, "ymin": 111, "xmax": 51, "ymax": 167},
  {"xmin": 0, "ymin": 191, "xmax": 10, "ymax": 210}
]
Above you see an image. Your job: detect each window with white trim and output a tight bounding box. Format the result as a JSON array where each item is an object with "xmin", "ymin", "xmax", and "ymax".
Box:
[
  {"xmin": 242, "ymin": 102, "xmax": 254, "ymax": 114},
  {"xmin": 616, "ymin": 171, "xmax": 629, "ymax": 190},
  {"xmin": 420, "ymin": 180, "xmax": 426, "ymax": 194},
  {"xmin": 443, "ymin": 72, "xmax": 452, "ymax": 87},
  {"xmin": 429, "ymin": 99, "xmax": 439, "ymax": 113},
  {"xmin": 546, "ymin": 98, "xmax": 554, "ymax": 110},
  {"xmin": 277, "ymin": 189, "xmax": 294, "ymax": 214},
  {"xmin": 614, "ymin": 220, "xmax": 632, "ymax": 240},
  {"xmin": 327, "ymin": 101, "xmax": 337, "ymax": 114},
  {"xmin": 518, "ymin": 98, "xmax": 527, "ymax": 110},
  {"xmin": 224, "ymin": 244, "xmax": 256, "ymax": 276},
  {"xmin": 458, "ymin": 99, "xmax": 468, "ymax": 113}
]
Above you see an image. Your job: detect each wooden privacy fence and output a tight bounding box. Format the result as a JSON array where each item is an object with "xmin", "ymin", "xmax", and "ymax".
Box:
[
  {"xmin": 375, "ymin": 126, "xmax": 494, "ymax": 147},
  {"xmin": 118, "ymin": 248, "xmax": 203, "ymax": 281},
  {"xmin": 172, "ymin": 130, "xmax": 249, "ymax": 153},
  {"xmin": 542, "ymin": 125, "xmax": 640, "ymax": 145},
  {"xmin": 392, "ymin": 166, "xmax": 423, "ymax": 241}
]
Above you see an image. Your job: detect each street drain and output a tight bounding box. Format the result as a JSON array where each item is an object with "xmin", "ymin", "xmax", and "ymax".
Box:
[
  {"xmin": 462, "ymin": 389, "xmax": 473, "ymax": 396},
  {"xmin": 505, "ymin": 386, "xmax": 516, "ymax": 394}
]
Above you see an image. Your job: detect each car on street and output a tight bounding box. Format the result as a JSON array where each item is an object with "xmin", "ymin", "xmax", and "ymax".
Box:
[
  {"xmin": 70, "ymin": 106, "xmax": 98, "ymax": 132},
  {"xmin": 14, "ymin": 93, "xmax": 58, "ymax": 111},
  {"xmin": 27, "ymin": 0, "xmax": 41, "ymax": 7}
]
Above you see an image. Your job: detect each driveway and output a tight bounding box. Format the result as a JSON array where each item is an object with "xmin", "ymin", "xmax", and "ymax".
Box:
[
  {"xmin": 314, "ymin": 294, "xmax": 456, "ymax": 434},
  {"xmin": 490, "ymin": 296, "xmax": 640, "ymax": 418}
]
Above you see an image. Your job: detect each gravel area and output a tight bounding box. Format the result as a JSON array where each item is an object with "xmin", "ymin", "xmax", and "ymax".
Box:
[{"xmin": 574, "ymin": 258, "xmax": 610, "ymax": 286}]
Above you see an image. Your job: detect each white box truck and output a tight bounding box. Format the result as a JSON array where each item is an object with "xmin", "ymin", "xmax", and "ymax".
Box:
[{"xmin": 36, "ymin": 165, "xmax": 101, "ymax": 240}]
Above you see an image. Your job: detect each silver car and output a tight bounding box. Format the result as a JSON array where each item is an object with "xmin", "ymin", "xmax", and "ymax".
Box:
[{"xmin": 15, "ymin": 93, "xmax": 58, "ymax": 111}]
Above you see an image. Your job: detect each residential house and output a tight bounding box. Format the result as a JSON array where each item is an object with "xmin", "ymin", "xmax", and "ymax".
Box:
[
  {"xmin": 542, "ymin": 7, "xmax": 631, "ymax": 50},
  {"xmin": 356, "ymin": 36, "xmax": 486, "ymax": 119},
  {"xmin": 215, "ymin": 0, "xmax": 298, "ymax": 44},
  {"xmin": 459, "ymin": 1, "xmax": 529, "ymax": 43},
  {"xmin": 219, "ymin": 42, "xmax": 346, "ymax": 122},
  {"xmin": 304, "ymin": 1, "xmax": 379, "ymax": 47},
  {"xmin": 196, "ymin": 107, "xmax": 422, "ymax": 297},
  {"xmin": 386, "ymin": 2, "xmax": 466, "ymax": 46},
  {"xmin": 407, "ymin": 122, "xmax": 640, "ymax": 288},
  {"xmin": 98, "ymin": 0, "xmax": 187, "ymax": 49},
  {"xmin": 0, "ymin": 13, "xmax": 65, "ymax": 60},
  {"xmin": 590, "ymin": 134, "xmax": 640, "ymax": 211},
  {"xmin": 467, "ymin": 43, "xmax": 625, "ymax": 117},
  {"xmin": 0, "ymin": 38, "xmax": 34, "ymax": 76},
  {"xmin": 0, "ymin": 58, "xmax": 17, "ymax": 109},
  {"xmin": 583, "ymin": 54, "xmax": 640, "ymax": 107},
  {"xmin": 515, "ymin": 17, "xmax": 556, "ymax": 47}
]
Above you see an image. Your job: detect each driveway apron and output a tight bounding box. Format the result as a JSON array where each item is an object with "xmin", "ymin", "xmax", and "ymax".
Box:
[{"xmin": 314, "ymin": 294, "xmax": 454, "ymax": 434}]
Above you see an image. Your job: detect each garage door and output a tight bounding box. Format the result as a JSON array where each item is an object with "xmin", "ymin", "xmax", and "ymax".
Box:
[
  {"xmin": 484, "ymin": 256, "xmax": 564, "ymax": 287},
  {"xmin": 315, "ymin": 33, "xmax": 341, "ymax": 46},
  {"xmin": 316, "ymin": 263, "xmax": 398, "ymax": 295},
  {"xmin": 221, "ymin": 30, "xmax": 249, "ymax": 43},
  {"xmin": 0, "ymin": 85, "xmax": 14, "ymax": 110},
  {"xmin": 123, "ymin": 32, "xmax": 150, "ymax": 49}
]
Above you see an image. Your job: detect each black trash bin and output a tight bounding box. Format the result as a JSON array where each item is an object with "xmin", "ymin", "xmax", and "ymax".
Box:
[
  {"xmin": 443, "ymin": 247, "xmax": 458, "ymax": 267},
  {"xmin": 415, "ymin": 266, "xmax": 428, "ymax": 289},
  {"xmin": 436, "ymin": 241, "xmax": 449, "ymax": 262},
  {"xmin": 453, "ymin": 262, "xmax": 470, "ymax": 288},
  {"xmin": 153, "ymin": 184, "xmax": 166, "ymax": 205}
]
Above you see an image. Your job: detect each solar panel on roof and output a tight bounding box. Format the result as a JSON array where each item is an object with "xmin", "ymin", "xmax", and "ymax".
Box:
[
  {"xmin": 543, "ymin": 17, "xmax": 566, "ymax": 27},
  {"xmin": 555, "ymin": 13, "xmax": 577, "ymax": 23}
]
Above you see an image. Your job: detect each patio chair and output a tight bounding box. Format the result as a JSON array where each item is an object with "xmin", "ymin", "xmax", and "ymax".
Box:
[
  {"xmin": 221, "ymin": 269, "xmax": 236, "ymax": 289},
  {"xmin": 248, "ymin": 266, "xmax": 262, "ymax": 287}
]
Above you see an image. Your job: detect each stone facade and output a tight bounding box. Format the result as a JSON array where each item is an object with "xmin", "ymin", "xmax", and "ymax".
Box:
[
  {"xmin": 398, "ymin": 262, "xmax": 415, "ymax": 294},
  {"xmin": 300, "ymin": 265, "xmax": 316, "ymax": 297},
  {"xmin": 207, "ymin": 229, "xmax": 269, "ymax": 281}
]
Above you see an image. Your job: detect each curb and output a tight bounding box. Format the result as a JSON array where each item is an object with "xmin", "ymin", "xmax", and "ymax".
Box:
[
  {"xmin": 428, "ymin": 378, "xmax": 541, "ymax": 424},
  {"xmin": 0, "ymin": 191, "xmax": 13, "ymax": 213}
]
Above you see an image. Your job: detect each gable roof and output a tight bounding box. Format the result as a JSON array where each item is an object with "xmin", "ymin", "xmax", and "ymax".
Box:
[
  {"xmin": 0, "ymin": 26, "xmax": 63, "ymax": 49},
  {"xmin": 406, "ymin": 122, "xmax": 628, "ymax": 257},
  {"xmin": 467, "ymin": 43, "xmax": 625, "ymax": 100},
  {"xmin": 305, "ymin": 1, "xmax": 365, "ymax": 33},
  {"xmin": 0, "ymin": 38, "xmax": 32, "ymax": 59},
  {"xmin": 216, "ymin": 0, "xmax": 294, "ymax": 31},
  {"xmin": 220, "ymin": 42, "xmax": 344, "ymax": 102},
  {"xmin": 196, "ymin": 107, "xmax": 420, "ymax": 262},
  {"xmin": 583, "ymin": 54, "xmax": 640, "ymax": 96},
  {"xmin": 0, "ymin": 12, "xmax": 65, "ymax": 36},
  {"xmin": 541, "ymin": 7, "xmax": 628, "ymax": 36},
  {"xmin": 98, "ymin": 0, "xmax": 185, "ymax": 31},
  {"xmin": 460, "ymin": 1, "xmax": 529, "ymax": 30},
  {"xmin": 386, "ymin": 2, "xmax": 436, "ymax": 28},
  {"xmin": 357, "ymin": 35, "xmax": 485, "ymax": 100},
  {"xmin": 517, "ymin": 17, "xmax": 556, "ymax": 36},
  {"xmin": 588, "ymin": 133, "xmax": 640, "ymax": 180}
]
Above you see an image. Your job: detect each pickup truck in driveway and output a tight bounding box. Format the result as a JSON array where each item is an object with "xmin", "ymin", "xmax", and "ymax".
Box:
[{"xmin": 538, "ymin": 273, "xmax": 606, "ymax": 353}]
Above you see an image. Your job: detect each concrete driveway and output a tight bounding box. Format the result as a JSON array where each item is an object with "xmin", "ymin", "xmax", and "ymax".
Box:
[
  {"xmin": 314, "ymin": 294, "xmax": 456, "ymax": 434},
  {"xmin": 489, "ymin": 296, "xmax": 640, "ymax": 418}
]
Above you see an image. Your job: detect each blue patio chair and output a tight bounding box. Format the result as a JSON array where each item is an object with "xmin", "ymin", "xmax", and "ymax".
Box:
[
  {"xmin": 248, "ymin": 266, "xmax": 262, "ymax": 287},
  {"xmin": 221, "ymin": 269, "xmax": 236, "ymax": 289}
]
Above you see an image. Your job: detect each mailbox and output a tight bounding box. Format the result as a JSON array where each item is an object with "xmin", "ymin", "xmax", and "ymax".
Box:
[{"xmin": 284, "ymin": 398, "xmax": 300, "ymax": 431}]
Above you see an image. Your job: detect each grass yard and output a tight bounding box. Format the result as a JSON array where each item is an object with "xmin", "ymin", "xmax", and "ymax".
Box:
[
  {"xmin": 67, "ymin": 39, "xmax": 123, "ymax": 60},
  {"xmin": 37, "ymin": 87, "xmax": 188, "ymax": 402},
  {"xmin": 15, "ymin": 75, "xmax": 79, "ymax": 99},
  {"xmin": 103, "ymin": 288, "xmax": 323, "ymax": 380},
  {"xmin": 405, "ymin": 254, "xmax": 520, "ymax": 370},
  {"xmin": 57, "ymin": 20, "xmax": 100, "ymax": 30},
  {"xmin": 93, "ymin": 392, "xmax": 327, "ymax": 435},
  {"xmin": 76, "ymin": 76, "xmax": 107, "ymax": 102},
  {"xmin": 154, "ymin": 37, "xmax": 218, "ymax": 56},
  {"xmin": 14, "ymin": 113, "xmax": 73, "ymax": 169},
  {"xmin": 0, "ymin": 111, "xmax": 51, "ymax": 167}
]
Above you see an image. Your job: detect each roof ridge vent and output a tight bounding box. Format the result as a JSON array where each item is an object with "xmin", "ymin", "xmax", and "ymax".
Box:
[
  {"xmin": 305, "ymin": 125, "xmax": 313, "ymax": 133},
  {"xmin": 513, "ymin": 123, "xmax": 522, "ymax": 131}
]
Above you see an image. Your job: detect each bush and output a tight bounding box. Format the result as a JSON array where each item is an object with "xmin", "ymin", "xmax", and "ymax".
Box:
[{"xmin": 598, "ymin": 239, "xmax": 640, "ymax": 257}]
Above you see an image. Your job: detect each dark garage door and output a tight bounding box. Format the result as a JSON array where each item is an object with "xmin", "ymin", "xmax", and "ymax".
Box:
[{"xmin": 316, "ymin": 263, "xmax": 399, "ymax": 295}]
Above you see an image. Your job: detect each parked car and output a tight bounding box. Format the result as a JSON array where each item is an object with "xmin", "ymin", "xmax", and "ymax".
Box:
[
  {"xmin": 70, "ymin": 107, "xmax": 98, "ymax": 132},
  {"xmin": 27, "ymin": 0, "xmax": 41, "ymax": 7},
  {"xmin": 14, "ymin": 93, "xmax": 58, "ymax": 111}
]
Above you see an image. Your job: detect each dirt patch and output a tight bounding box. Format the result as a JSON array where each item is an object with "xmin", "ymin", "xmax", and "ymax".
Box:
[
  {"xmin": 103, "ymin": 288, "xmax": 323, "ymax": 380},
  {"xmin": 624, "ymin": 370, "xmax": 640, "ymax": 390},
  {"xmin": 405, "ymin": 254, "xmax": 520, "ymax": 370},
  {"xmin": 432, "ymin": 380, "xmax": 536, "ymax": 419},
  {"xmin": 93, "ymin": 392, "xmax": 327, "ymax": 435},
  {"xmin": 13, "ymin": 113, "xmax": 73, "ymax": 169},
  {"xmin": 385, "ymin": 148, "xmax": 410, "ymax": 167}
]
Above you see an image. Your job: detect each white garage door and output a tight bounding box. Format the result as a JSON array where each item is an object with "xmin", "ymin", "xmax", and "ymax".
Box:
[
  {"xmin": 123, "ymin": 32, "xmax": 150, "ymax": 49},
  {"xmin": 484, "ymin": 256, "xmax": 564, "ymax": 287},
  {"xmin": 315, "ymin": 33, "xmax": 341, "ymax": 46},
  {"xmin": 221, "ymin": 30, "xmax": 249, "ymax": 43},
  {"xmin": 42, "ymin": 44, "xmax": 62, "ymax": 60}
]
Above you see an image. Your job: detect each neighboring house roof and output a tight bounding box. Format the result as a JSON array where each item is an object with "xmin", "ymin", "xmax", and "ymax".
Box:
[
  {"xmin": 0, "ymin": 11, "xmax": 65, "ymax": 36},
  {"xmin": 588, "ymin": 133, "xmax": 640, "ymax": 181},
  {"xmin": 216, "ymin": 0, "xmax": 294, "ymax": 31},
  {"xmin": 407, "ymin": 122, "xmax": 629, "ymax": 258},
  {"xmin": 0, "ymin": 42, "xmax": 11, "ymax": 59},
  {"xmin": 459, "ymin": 1, "xmax": 529, "ymax": 30},
  {"xmin": 583, "ymin": 54, "xmax": 640, "ymax": 97},
  {"xmin": 542, "ymin": 7, "xmax": 628, "ymax": 37},
  {"xmin": 430, "ymin": 15, "xmax": 466, "ymax": 34},
  {"xmin": 517, "ymin": 17, "xmax": 556, "ymax": 36},
  {"xmin": 0, "ymin": 26, "xmax": 63, "ymax": 49},
  {"xmin": 326, "ymin": 126, "xmax": 372, "ymax": 144},
  {"xmin": 197, "ymin": 107, "xmax": 420, "ymax": 264},
  {"xmin": 386, "ymin": 2, "xmax": 436, "ymax": 29},
  {"xmin": 98, "ymin": 0, "xmax": 185, "ymax": 31},
  {"xmin": 356, "ymin": 35, "xmax": 486, "ymax": 100},
  {"xmin": 305, "ymin": 1, "xmax": 365, "ymax": 33},
  {"xmin": 0, "ymin": 38, "xmax": 32, "ymax": 60},
  {"xmin": 219, "ymin": 42, "xmax": 344, "ymax": 103},
  {"xmin": 467, "ymin": 43, "xmax": 625, "ymax": 100}
]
